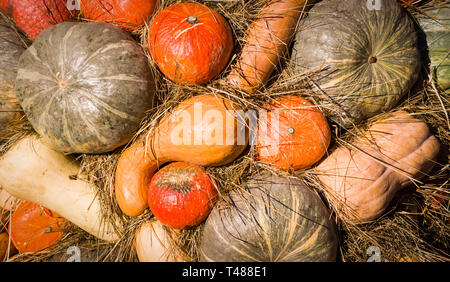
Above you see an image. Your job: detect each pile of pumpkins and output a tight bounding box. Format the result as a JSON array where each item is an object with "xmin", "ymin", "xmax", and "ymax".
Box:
[{"xmin": 0, "ymin": 0, "xmax": 447, "ymax": 262}]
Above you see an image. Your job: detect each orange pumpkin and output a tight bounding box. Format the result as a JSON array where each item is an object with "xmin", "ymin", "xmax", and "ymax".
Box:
[
  {"xmin": 0, "ymin": 232, "xmax": 17, "ymax": 260},
  {"xmin": 81, "ymin": 0, "xmax": 159, "ymax": 31},
  {"xmin": 148, "ymin": 162, "xmax": 218, "ymax": 229},
  {"xmin": 9, "ymin": 201, "xmax": 68, "ymax": 253},
  {"xmin": 257, "ymin": 96, "xmax": 331, "ymax": 171},
  {"xmin": 148, "ymin": 2, "xmax": 234, "ymax": 85}
]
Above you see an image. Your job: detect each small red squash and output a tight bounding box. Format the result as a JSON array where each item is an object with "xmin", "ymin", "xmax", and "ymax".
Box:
[
  {"xmin": 257, "ymin": 96, "xmax": 331, "ymax": 171},
  {"xmin": 13, "ymin": 0, "xmax": 75, "ymax": 39},
  {"xmin": 81, "ymin": 0, "xmax": 159, "ymax": 31},
  {"xmin": 9, "ymin": 201, "xmax": 68, "ymax": 253},
  {"xmin": 148, "ymin": 2, "xmax": 234, "ymax": 85},
  {"xmin": 148, "ymin": 162, "xmax": 218, "ymax": 229}
]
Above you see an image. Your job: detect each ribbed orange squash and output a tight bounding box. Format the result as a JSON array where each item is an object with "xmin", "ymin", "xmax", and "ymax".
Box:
[
  {"xmin": 81, "ymin": 0, "xmax": 159, "ymax": 31},
  {"xmin": 9, "ymin": 201, "xmax": 68, "ymax": 253},
  {"xmin": 257, "ymin": 96, "xmax": 331, "ymax": 171},
  {"xmin": 148, "ymin": 2, "xmax": 234, "ymax": 85}
]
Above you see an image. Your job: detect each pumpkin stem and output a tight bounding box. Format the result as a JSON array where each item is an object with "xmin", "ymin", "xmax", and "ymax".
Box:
[
  {"xmin": 186, "ymin": 16, "xmax": 199, "ymax": 24},
  {"xmin": 287, "ymin": 127, "xmax": 295, "ymax": 134},
  {"xmin": 368, "ymin": 55, "xmax": 377, "ymax": 64}
]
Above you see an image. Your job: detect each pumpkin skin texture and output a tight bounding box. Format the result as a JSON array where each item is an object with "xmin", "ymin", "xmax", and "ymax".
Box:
[
  {"xmin": 200, "ymin": 174, "xmax": 338, "ymax": 262},
  {"xmin": 0, "ymin": 232, "xmax": 17, "ymax": 260},
  {"xmin": 315, "ymin": 111, "xmax": 440, "ymax": 223},
  {"xmin": 417, "ymin": 4, "xmax": 450, "ymax": 91},
  {"xmin": 0, "ymin": 0, "xmax": 13, "ymax": 16},
  {"xmin": 291, "ymin": 0, "xmax": 420, "ymax": 128},
  {"xmin": 149, "ymin": 2, "xmax": 234, "ymax": 85},
  {"xmin": 0, "ymin": 18, "xmax": 24, "ymax": 139},
  {"xmin": 13, "ymin": 0, "xmax": 75, "ymax": 39},
  {"xmin": 257, "ymin": 96, "xmax": 331, "ymax": 171},
  {"xmin": 15, "ymin": 22, "xmax": 156, "ymax": 154},
  {"xmin": 115, "ymin": 94, "xmax": 248, "ymax": 217},
  {"xmin": 81, "ymin": 0, "xmax": 159, "ymax": 31},
  {"xmin": 148, "ymin": 162, "xmax": 218, "ymax": 229},
  {"xmin": 9, "ymin": 201, "xmax": 68, "ymax": 253}
]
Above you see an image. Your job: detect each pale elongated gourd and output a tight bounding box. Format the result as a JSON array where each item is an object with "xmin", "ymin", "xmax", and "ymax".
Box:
[
  {"xmin": 115, "ymin": 94, "xmax": 248, "ymax": 217},
  {"xmin": 134, "ymin": 220, "xmax": 183, "ymax": 262},
  {"xmin": 0, "ymin": 135, "xmax": 122, "ymax": 241},
  {"xmin": 315, "ymin": 111, "xmax": 440, "ymax": 223}
]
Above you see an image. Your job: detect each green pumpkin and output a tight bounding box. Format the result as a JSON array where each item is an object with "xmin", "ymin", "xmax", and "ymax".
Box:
[
  {"xmin": 0, "ymin": 18, "xmax": 25, "ymax": 139},
  {"xmin": 417, "ymin": 4, "xmax": 449, "ymax": 91},
  {"xmin": 199, "ymin": 175, "xmax": 338, "ymax": 262},
  {"xmin": 15, "ymin": 22, "xmax": 156, "ymax": 154},
  {"xmin": 291, "ymin": 0, "xmax": 420, "ymax": 128}
]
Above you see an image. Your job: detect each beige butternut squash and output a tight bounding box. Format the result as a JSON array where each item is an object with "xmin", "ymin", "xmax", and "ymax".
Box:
[{"xmin": 0, "ymin": 135, "xmax": 122, "ymax": 241}]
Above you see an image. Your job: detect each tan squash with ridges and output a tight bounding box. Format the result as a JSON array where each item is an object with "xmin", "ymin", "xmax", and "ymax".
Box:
[{"xmin": 315, "ymin": 111, "xmax": 440, "ymax": 223}]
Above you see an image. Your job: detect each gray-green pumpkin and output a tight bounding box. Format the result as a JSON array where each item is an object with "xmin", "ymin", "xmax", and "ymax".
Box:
[
  {"xmin": 417, "ymin": 4, "xmax": 449, "ymax": 91},
  {"xmin": 199, "ymin": 174, "xmax": 338, "ymax": 262},
  {"xmin": 14, "ymin": 22, "xmax": 156, "ymax": 154},
  {"xmin": 0, "ymin": 17, "xmax": 25, "ymax": 139},
  {"xmin": 291, "ymin": 0, "xmax": 420, "ymax": 128}
]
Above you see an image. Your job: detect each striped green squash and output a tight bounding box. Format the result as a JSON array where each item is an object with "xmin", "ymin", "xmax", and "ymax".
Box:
[
  {"xmin": 199, "ymin": 174, "xmax": 338, "ymax": 262},
  {"xmin": 291, "ymin": 0, "xmax": 420, "ymax": 128},
  {"xmin": 0, "ymin": 17, "xmax": 25, "ymax": 139},
  {"xmin": 417, "ymin": 4, "xmax": 449, "ymax": 91},
  {"xmin": 14, "ymin": 22, "xmax": 156, "ymax": 154}
]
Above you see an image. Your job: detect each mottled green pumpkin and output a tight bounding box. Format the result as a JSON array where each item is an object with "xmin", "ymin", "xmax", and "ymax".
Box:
[
  {"xmin": 199, "ymin": 174, "xmax": 338, "ymax": 262},
  {"xmin": 291, "ymin": 0, "xmax": 420, "ymax": 128},
  {"xmin": 15, "ymin": 22, "xmax": 156, "ymax": 154},
  {"xmin": 417, "ymin": 4, "xmax": 449, "ymax": 91},
  {"xmin": 0, "ymin": 18, "xmax": 25, "ymax": 139}
]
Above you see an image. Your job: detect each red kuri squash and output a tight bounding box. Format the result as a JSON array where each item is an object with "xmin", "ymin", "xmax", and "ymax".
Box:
[
  {"xmin": 148, "ymin": 162, "xmax": 218, "ymax": 229},
  {"xmin": 9, "ymin": 201, "xmax": 68, "ymax": 253},
  {"xmin": 13, "ymin": 0, "xmax": 75, "ymax": 39},
  {"xmin": 257, "ymin": 96, "xmax": 331, "ymax": 171},
  {"xmin": 0, "ymin": 0, "xmax": 13, "ymax": 16},
  {"xmin": 81, "ymin": 0, "xmax": 159, "ymax": 31},
  {"xmin": 148, "ymin": 2, "xmax": 234, "ymax": 85}
]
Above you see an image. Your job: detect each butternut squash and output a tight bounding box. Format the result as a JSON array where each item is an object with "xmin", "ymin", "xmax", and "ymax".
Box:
[
  {"xmin": 115, "ymin": 94, "xmax": 248, "ymax": 217},
  {"xmin": 0, "ymin": 136, "xmax": 122, "ymax": 241},
  {"xmin": 315, "ymin": 111, "xmax": 440, "ymax": 223},
  {"xmin": 226, "ymin": 0, "xmax": 315, "ymax": 93}
]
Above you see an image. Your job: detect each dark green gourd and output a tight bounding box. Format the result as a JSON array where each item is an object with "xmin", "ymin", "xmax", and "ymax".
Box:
[
  {"xmin": 199, "ymin": 174, "xmax": 338, "ymax": 262},
  {"xmin": 417, "ymin": 4, "xmax": 449, "ymax": 91},
  {"xmin": 0, "ymin": 18, "xmax": 25, "ymax": 139},
  {"xmin": 291, "ymin": 0, "xmax": 420, "ymax": 128},
  {"xmin": 15, "ymin": 22, "xmax": 156, "ymax": 154}
]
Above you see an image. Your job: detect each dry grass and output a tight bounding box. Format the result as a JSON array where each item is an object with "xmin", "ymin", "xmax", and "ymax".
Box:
[{"xmin": 0, "ymin": 0, "xmax": 448, "ymax": 262}]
